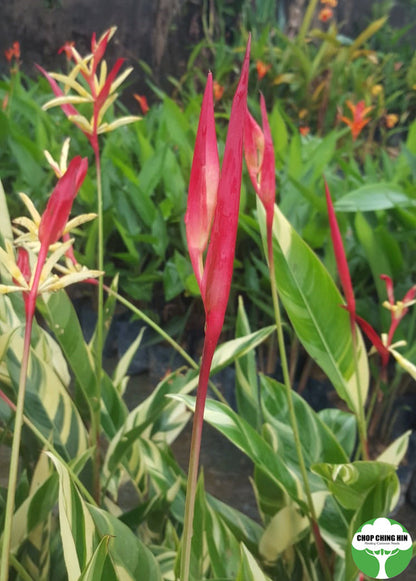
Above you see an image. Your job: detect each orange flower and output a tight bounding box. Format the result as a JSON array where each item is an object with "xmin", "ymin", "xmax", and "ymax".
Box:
[
  {"xmin": 133, "ymin": 93, "xmax": 149, "ymax": 115},
  {"xmin": 213, "ymin": 80, "xmax": 224, "ymax": 101},
  {"xmin": 319, "ymin": 8, "xmax": 333, "ymax": 22},
  {"xmin": 385, "ymin": 113, "xmax": 399, "ymax": 128},
  {"xmin": 339, "ymin": 100, "xmax": 372, "ymax": 140},
  {"xmin": 256, "ymin": 60, "xmax": 271, "ymax": 80},
  {"xmin": 299, "ymin": 126, "xmax": 310, "ymax": 136},
  {"xmin": 58, "ymin": 41, "xmax": 76, "ymax": 60},
  {"xmin": 321, "ymin": 0, "xmax": 337, "ymax": 6},
  {"xmin": 4, "ymin": 41, "xmax": 20, "ymax": 62}
]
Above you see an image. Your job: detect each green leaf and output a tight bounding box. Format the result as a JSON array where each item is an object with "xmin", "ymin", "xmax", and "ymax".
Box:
[
  {"xmin": 311, "ymin": 461, "xmax": 398, "ymax": 511},
  {"xmin": 376, "ymin": 430, "xmax": 411, "ymax": 467},
  {"xmin": 318, "ymin": 409, "xmax": 357, "ymax": 459},
  {"xmin": 235, "ymin": 297, "xmax": 260, "ymax": 429},
  {"xmin": 236, "ymin": 544, "xmax": 272, "ymax": 581},
  {"xmin": 47, "ymin": 454, "xmax": 95, "ymax": 581},
  {"xmin": 89, "ymin": 506, "xmax": 162, "ymax": 580},
  {"xmin": 260, "ymin": 376, "xmax": 348, "ymax": 465},
  {"xmin": 335, "ymin": 183, "xmax": 416, "ymax": 212},
  {"xmin": 78, "ymin": 537, "xmax": 113, "ymax": 581},
  {"xmin": 174, "ymin": 395, "xmax": 305, "ymax": 508},
  {"xmin": 261, "ymin": 203, "xmax": 369, "ymax": 416}
]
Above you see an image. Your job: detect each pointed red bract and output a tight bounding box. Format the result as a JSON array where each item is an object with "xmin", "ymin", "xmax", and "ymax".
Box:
[
  {"xmin": 244, "ymin": 93, "xmax": 276, "ymax": 257},
  {"xmin": 185, "ymin": 72, "xmax": 219, "ymax": 293},
  {"xmin": 202, "ymin": 37, "xmax": 251, "ymax": 348},
  {"xmin": 38, "ymin": 156, "xmax": 88, "ymax": 249},
  {"xmin": 325, "ymin": 181, "xmax": 356, "ymax": 318}
]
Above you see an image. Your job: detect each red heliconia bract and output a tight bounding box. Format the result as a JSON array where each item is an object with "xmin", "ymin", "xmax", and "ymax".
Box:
[
  {"xmin": 38, "ymin": 156, "xmax": 88, "ymax": 250},
  {"xmin": 185, "ymin": 72, "xmax": 219, "ymax": 293},
  {"xmin": 244, "ymin": 93, "xmax": 276, "ymax": 257},
  {"xmin": 201, "ymin": 37, "xmax": 251, "ymax": 369},
  {"xmin": 324, "ymin": 181, "xmax": 356, "ymax": 322}
]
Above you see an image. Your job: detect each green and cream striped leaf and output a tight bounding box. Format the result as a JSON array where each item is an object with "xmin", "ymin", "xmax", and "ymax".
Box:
[
  {"xmin": 47, "ymin": 454, "xmax": 96, "ymax": 581},
  {"xmin": 5, "ymin": 332, "xmax": 88, "ymax": 459},
  {"xmin": 236, "ymin": 544, "xmax": 272, "ymax": 581},
  {"xmin": 259, "ymin": 202, "xmax": 369, "ymax": 416},
  {"xmin": 174, "ymin": 395, "xmax": 306, "ymax": 510}
]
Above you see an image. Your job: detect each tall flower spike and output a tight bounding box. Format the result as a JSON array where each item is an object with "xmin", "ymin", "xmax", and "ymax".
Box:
[
  {"xmin": 37, "ymin": 28, "xmax": 140, "ymax": 155},
  {"xmin": 202, "ymin": 37, "xmax": 251, "ymax": 346},
  {"xmin": 185, "ymin": 72, "xmax": 219, "ymax": 293},
  {"xmin": 181, "ymin": 37, "xmax": 251, "ymax": 581}
]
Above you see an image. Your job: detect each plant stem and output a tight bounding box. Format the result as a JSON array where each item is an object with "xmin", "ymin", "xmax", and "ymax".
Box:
[
  {"xmin": 268, "ymin": 246, "xmax": 332, "ymax": 581},
  {"xmin": 179, "ymin": 338, "xmax": 214, "ymax": 581},
  {"xmin": 0, "ymin": 310, "xmax": 34, "ymax": 581},
  {"xmin": 92, "ymin": 147, "xmax": 104, "ymax": 502}
]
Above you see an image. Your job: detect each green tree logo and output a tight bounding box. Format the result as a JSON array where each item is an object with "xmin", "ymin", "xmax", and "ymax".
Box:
[{"xmin": 352, "ymin": 517, "xmax": 412, "ymax": 579}]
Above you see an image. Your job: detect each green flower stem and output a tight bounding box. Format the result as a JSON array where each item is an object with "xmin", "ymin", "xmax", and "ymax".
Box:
[
  {"xmin": 0, "ymin": 310, "xmax": 34, "ymax": 581},
  {"xmin": 103, "ymin": 287, "xmax": 227, "ymax": 405},
  {"xmin": 92, "ymin": 147, "xmax": 104, "ymax": 503},
  {"xmin": 268, "ymin": 246, "xmax": 332, "ymax": 581}
]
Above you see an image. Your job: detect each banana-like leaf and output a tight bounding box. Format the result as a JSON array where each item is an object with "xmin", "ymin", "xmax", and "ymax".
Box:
[{"xmin": 259, "ymin": 202, "xmax": 369, "ymax": 416}]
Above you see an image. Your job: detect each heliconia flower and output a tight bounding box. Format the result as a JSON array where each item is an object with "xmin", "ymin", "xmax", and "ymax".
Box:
[
  {"xmin": 324, "ymin": 182, "xmax": 416, "ymax": 377},
  {"xmin": 5, "ymin": 41, "xmax": 20, "ymax": 63},
  {"xmin": 213, "ymin": 80, "xmax": 224, "ymax": 101},
  {"xmin": 256, "ymin": 60, "xmax": 271, "ymax": 80},
  {"xmin": 339, "ymin": 100, "xmax": 373, "ymax": 141},
  {"xmin": 244, "ymin": 93, "xmax": 276, "ymax": 258},
  {"xmin": 319, "ymin": 8, "xmax": 334, "ymax": 22},
  {"xmin": 385, "ymin": 113, "xmax": 399, "ymax": 128},
  {"xmin": 181, "ymin": 41, "xmax": 250, "ymax": 579},
  {"xmin": 58, "ymin": 41, "xmax": 75, "ymax": 60},
  {"xmin": 381, "ymin": 274, "xmax": 416, "ymax": 347},
  {"xmin": 0, "ymin": 156, "xmax": 101, "ymax": 311},
  {"xmin": 185, "ymin": 72, "xmax": 220, "ymax": 292},
  {"xmin": 37, "ymin": 28, "xmax": 140, "ymax": 155},
  {"xmin": 321, "ymin": 0, "xmax": 337, "ymax": 7},
  {"xmin": 299, "ymin": 126, "xmax": 310, "ymax": 136},
  {"xmin": 133, "ymin": 93, "xmax": 150, "ymax": 115}
]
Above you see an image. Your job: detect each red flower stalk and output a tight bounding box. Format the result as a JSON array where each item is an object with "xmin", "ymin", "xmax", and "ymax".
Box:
[
  {"xmin": 244, "ymin": 93, "xmax": 276, "ymax": 259},
  {"xmin": 181, "ymin": 37, "xmax": 251, "ymax": 581},
  {"xmin": 339, "ymin": 100, "xmax": 372, "ymax": 141}
]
